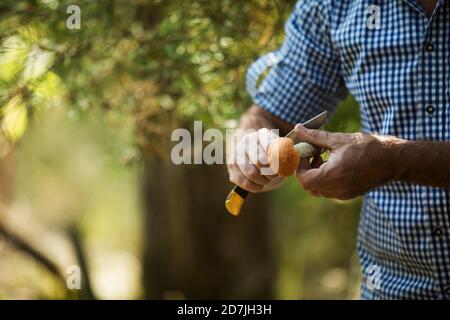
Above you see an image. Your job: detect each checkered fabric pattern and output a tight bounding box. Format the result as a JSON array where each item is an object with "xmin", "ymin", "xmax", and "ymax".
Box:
[{"xmin": 247, "ymin": 0, "xmax": 450, "ymax": 299}]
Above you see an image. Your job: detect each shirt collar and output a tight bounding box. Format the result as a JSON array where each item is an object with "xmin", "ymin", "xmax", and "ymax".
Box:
[{"xmin": 401, "ymin": 0, "xmax": 444, "ymax": 18}]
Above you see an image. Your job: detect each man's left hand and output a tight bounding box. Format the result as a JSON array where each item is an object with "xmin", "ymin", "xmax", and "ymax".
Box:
[{"xmin": 294, "ymin": 124, "xmax": 397, "ymax": 200}]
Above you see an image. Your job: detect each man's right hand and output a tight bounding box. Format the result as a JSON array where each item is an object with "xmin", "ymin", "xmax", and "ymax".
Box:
[{"xmin": 227, "ymin": 128, "xmax": 284, "ymax": 193}]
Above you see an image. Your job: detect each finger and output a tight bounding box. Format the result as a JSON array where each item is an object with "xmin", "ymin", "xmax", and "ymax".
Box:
[
  {"xmin": 257, "ymin": 128, "xmax": 279, "ymax": 179},
  {"xmin": 294, "ymin": 124, "xmax": 342, "ymax": 149},
  {"xmin": 237, "ymin": 155, "xmax": 271, "ymax": 185},
  {"xmin": 235, "ymin": 138, "xmax": 247, "ymax": 166},
  {"xmin": 257, "ymin": 128, "xmax": 279, "ymax": 150},
  {"xmin": 242, "ymin": 133, "xmax": 259, "ymax": 166},
  {"xmin": 262, "ymin": 176, "xmax": 284, "ymax": 192},
  {"xmin": 255, "ymin": 144, "xmax": 278, "ymax": 179},
  {"xmin": 309, "ymin": 190, "xmax": 336, "ymax": 198},
  {"xmin": 296, "ymin": 162, "xmax": 329, "ymax": 190},
  {"xmin": 259, "ymin": 165, "xmax": 278, "ymax": 178},
  {"xmin": 238, "ymin": 163, "xmax": 271, "ymax": 185},
  {"xmin": 256, "ymin": 144, "xmax": 269, "ymax": 167},
  {"xmin": 228, "ymin": 149, "xmax": 269, "ymax": 188},
  {"xmin": 229, "ymin": 172, "xmax": 264, "ymax": 193},
  {"xmin": 320, "ymin": 192, "xmax": 335, "ymax": 198},
  {"xmin": 296, "ymin": 159, "xmax": 312, "ymax": 188}
]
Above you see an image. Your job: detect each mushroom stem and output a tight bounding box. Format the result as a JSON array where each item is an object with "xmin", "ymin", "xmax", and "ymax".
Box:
[{"xmin": 293, "ymin": 142, "xmax": 320, "ymax": 159}]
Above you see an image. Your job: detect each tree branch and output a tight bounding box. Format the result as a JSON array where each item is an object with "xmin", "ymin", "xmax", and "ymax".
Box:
[{"xmin": 0, "ymin": 219, "xmax": 66, "ymax": 286}]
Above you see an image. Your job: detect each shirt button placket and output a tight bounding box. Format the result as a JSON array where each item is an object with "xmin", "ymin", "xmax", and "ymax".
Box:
[
  {"xmin": 433, "ymin": 225, "xmax": 444, "ymax": 239},
  {"xmin": 423, "ymin": 35, "xmax": 437, "ymax": 139}
]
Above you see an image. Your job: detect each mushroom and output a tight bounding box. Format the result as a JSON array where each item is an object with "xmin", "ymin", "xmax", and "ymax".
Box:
[{"xmin": 267, "ymin": 137, "xmax": 319, "ymax": 177}]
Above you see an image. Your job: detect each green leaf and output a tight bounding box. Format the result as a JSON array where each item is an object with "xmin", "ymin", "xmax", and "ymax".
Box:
[{"xmin": 1, "ymin": 95, "xmax": 28, "ymax": 141}]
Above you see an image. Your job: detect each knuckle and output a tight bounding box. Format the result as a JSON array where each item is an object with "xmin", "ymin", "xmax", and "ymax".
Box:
[
  {"xmin": 227, "ymin": 162, "xmax": 237, "ymax": 170},
  {"xmin": 236, "ymin": 176, "xmax": 247, "ymax": 188},
  {"xmin": 244, "ymin": 165, "xmax": 260, "ymax": 180},
  {"xmin": 310, "ymin": 129, "xmax": 321, "ymax": 139},
  {"xmin": 349, "ymin": 133, "xmax": 359, "ymax": 144},
  {"xmin": 227, "ymin": 155, "xmax": 236, "ymax": 165},
  {"xmin": 241, "ymin": 180, "xmax": 250, "ymax": 189},
  {"xmin": 241, "ymin": 180, "xmax": 258, "ymax": 192}
]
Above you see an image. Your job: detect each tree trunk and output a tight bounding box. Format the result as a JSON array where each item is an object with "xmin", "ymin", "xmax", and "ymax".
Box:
[{"xmin": 141, "ymin": 159, "xmax": 275, "ymax": 299}]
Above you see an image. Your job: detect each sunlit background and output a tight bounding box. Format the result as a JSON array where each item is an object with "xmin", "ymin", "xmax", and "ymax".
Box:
[{"xmin": 0, "ymin": 0, "xmax": 362, "ymax": 299}]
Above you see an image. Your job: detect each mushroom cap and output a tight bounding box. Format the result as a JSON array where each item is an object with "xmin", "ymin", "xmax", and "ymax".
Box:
[{"xmin": 267, "ymin": 137, "xmax": 300, "ymax": 177}]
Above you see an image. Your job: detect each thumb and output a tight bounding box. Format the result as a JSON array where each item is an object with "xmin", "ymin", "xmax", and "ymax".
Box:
[{"xmin": 294, "ymin": 124, "xmax": 337, "ymax": 149}]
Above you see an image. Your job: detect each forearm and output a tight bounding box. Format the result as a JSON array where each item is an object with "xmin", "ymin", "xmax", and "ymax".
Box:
[
  {"xmin": 239, "ymin": 105, "xmax": 292, "ymax": 135},
  {"xmin": 388, "ymin": 138, "xmax": 450, "ymax": 190}
]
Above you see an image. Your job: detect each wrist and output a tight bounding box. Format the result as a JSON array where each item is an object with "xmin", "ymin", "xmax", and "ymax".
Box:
[{"xmin": 377, "ymin": 135, "xmax": 409, "ymax": 181}]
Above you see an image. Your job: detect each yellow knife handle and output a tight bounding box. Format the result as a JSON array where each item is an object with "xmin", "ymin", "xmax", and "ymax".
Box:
[{"xmin": 225, "ymin": 186, "xmax": 249, "ymax": 216}]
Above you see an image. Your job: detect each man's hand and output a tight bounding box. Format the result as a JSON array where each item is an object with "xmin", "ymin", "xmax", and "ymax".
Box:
[
  {"xmin": 227, "ymin": 128, "xmax": 284, "ymax": 193},
  {"xmin": 226, "ymin": 105, "xmax": 293, "ymax": 193},
  {"xmin": 294, "ymin": 124, "xmax": 397, "ymax": 200}
]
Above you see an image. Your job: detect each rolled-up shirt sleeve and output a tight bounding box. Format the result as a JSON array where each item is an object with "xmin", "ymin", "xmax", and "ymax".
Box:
[{"xmin": 246, "ymin": 0, "xmax": 347, "ymax": 124}]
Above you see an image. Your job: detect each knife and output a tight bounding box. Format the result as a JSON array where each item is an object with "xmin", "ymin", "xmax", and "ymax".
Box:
[{"xmin": 225, "ymin": 111, "xmax": 328, "ymax": 216}]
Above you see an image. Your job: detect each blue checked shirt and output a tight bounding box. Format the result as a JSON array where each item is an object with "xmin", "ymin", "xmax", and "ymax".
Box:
[{"xmin": 247, "ymin": 0, "xmax": 450, "ymax": 299}]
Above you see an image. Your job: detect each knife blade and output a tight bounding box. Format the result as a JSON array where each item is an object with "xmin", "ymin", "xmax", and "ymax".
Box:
[
  {"xmin": 285, "ymin": 111, "xmax": 328, "ymax": 143},
  {"xmin": 225, "ymin": 111, "xmax": 328, "ymax": 216}
]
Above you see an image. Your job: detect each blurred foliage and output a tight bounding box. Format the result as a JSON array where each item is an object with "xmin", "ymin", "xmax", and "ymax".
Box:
[
  {"xmin": 0, "ymin": 109, "xmax": 141, "ymax": 299},
  {"xmin": 0, "ymin": 0, "xmax": 296, "ymax": 156},
  {"xmin": 0, "ymin": 0, "xmax": 362, "ymax": 299}
]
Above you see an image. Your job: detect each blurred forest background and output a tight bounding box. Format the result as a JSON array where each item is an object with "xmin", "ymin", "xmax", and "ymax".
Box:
[{"xmin": 0, "ymin": 0, "xmax": 362, "ymax": 299}]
